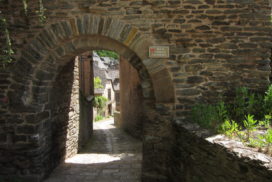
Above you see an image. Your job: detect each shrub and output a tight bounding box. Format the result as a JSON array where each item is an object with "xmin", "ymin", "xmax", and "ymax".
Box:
[
  {"xmin": 95, "ymin": 50, "xmax": 119, "ymax": 59},
  {"xmin": 95, "ymin": 115, "xmax": 104, "ymax": 121},
  {"xmin": 258, "ymin": 129, "xmax": 272, "ymax": 154},
  {"xmin": 258, "ymin": 115, "xmax": 271, "ymax": 129},
  {"xmin": 93, "ymin": 96, "xmax": 108, "ymax": 109},
  {"xmin": 264, "ymin": 84, "xmax": 272, "ymax": 115},
  {"xmin": 191, "ymin": 101, "xmax": 228, "ymax": 130},
  {"xmin": 243, "ymin": 114, "xmax": 258, "ymax": 141},
  {"xmin": 228, "ymin": 87, "xmax": 264, "ymax": 123},
  {"xmin": 219, "ymin": 119, "xmax": 239, "ymax": 138},
  {"xmin": 94, "ymin": 77, "xmax": 104, "ymax": 89},
  {"xmin": 231, "ymin": 87, "xmax": 248, "ymax": 122}
]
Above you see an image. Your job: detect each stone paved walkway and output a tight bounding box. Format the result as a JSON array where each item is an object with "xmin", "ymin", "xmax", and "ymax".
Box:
[{"xmin": 44, "ymin": 118, "xmax": 142, "ymax": 182}]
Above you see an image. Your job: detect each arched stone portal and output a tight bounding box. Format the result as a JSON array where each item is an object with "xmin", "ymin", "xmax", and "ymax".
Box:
[{"xmin": 5, "ymin": 15, "xmax": 175, "ymax": 181}]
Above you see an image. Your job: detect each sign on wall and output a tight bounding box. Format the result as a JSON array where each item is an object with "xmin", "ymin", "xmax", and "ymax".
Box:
[{"xmin": 149, "ymin": 46, "xmax": 170, "ymax": 58}]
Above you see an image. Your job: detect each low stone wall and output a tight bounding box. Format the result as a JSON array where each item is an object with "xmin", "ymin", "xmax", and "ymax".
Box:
[{"xmin": 170, "ymin": 121, "xmax": 272, "ymax": 182}]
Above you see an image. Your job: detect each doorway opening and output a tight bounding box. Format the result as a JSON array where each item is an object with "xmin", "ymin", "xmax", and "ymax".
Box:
[{"xmin": 45, "ymin": 49, "xmax": 144, "ymax": 181}]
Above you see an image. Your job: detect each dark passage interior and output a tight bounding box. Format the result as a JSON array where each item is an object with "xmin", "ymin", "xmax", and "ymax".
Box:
[{"xmin": 44, "ymin": 50, "xmax": 145, "ymax": 181}]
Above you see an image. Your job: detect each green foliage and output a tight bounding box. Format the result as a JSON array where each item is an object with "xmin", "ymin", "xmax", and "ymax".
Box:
[
  {"xmin": 0, "ymin": 17, "xmax": 14, "ymax": 67},
  {"xmin": 95, "ymin": 115, "xmax": 104, "ymax": 121},
  {"xmin": 191, "ymin": 85, "xmax": 272, "ymax": 155},
  {"xmin": 249, "ymin": 93, "xmax": 265, "ymax": 119},
  {"xmin": 248, "ymin": 137, "xmax": 265, "ymax": 148},
  {"xmin": 93, "ymin": 96, "xmax": 108, "ymax": 109},
  {"xmin": 243, "ymin": 114, "xmax": 257, "ymax": 131},
  {"xmin": 262, "ymin": 129, "xmax": 272, "ymax": 145},
  {"xmin": 219, "ymin": 119, "xmax": 239, "ymax": 138},
  {"xmin": 0, "ymin": 0, "xmax": 47, "ymax": 67},
  {"xmin": 216, "ymin": 100, "xmax": 229, "ymax": 122},
  {"xmin": 191, "ymin": 101, "xmax": 228, "ymax": 130},
  {"xmin": 191, "ymin": 104, "xmax": 217, "ymax": 129},
  {"xmin": 264, "ymin": 84, "xmax": 272, "ymax": 115},
  {"xmin": 228, "ymin": 87, "xmax": 264, "ymax": 122},
  {"xmin": 36, "ymin": 0, "xmax": 46, "ymax": 23},
  {"xmin": 95, "ymin": 50, "xmax": 119, "ymax": 59},
  {"xmin": 256, "ymin": 129, "xmax": 272, "ymax": 154},
  {"xmin": 258, "ymin": 115, "xmax": 271, "ymax": 129},
  {"xmin": 22, "ymin": 0, "xmax": 28, "ymax": 15},
  {"xmin": 94, "ymin": 77, "xmax": 104, "ymax": 89},
  {"xmin": 243, "ymin": 114, "xmax": 258, "ymax": 141},
  {"xmin": 231, "ymin": 87, "xmax": 248, "ymax": 121}
]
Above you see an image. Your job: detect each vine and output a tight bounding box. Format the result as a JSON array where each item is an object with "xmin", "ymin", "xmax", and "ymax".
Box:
[
  {"xmin": 0, "ymin": 16, "xmax": 14, "ymax": 68},
  {"xmin": 37, "ymin": 0, "xmax": 46, "ymax": 23},
  {"xmin": 0, "ymin": 0, "xmax": 47, "ymax": 67},
  {"xmin": 22, "ymin": 0, "xmax": 28, "ymax": 15}
]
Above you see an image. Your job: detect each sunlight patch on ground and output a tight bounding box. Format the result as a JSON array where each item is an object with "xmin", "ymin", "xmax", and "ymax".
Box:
[{"xmin": 65, "ymin": 153, "xmax": 135, "ymax": 164}]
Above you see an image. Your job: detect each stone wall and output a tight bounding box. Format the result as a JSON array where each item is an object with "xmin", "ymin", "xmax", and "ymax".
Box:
[
  {"xmin": 45, "ymin": 60, "xmax": 78, "ymax": 174},
  {"xmin": 64, "ymin": 60, "xmax": 80, "ymax": 159},
  {"xmin": 170, "ymin": 121, "xmax": 272, "ymax": 182},
  {"xmin": 1, "ymin": 0, "xmax": 271, "ymax": 116},
  {"xmin": 0, "ymin": 0, "xmax": 271, "ymax": 181},
  {"xmin": 120, "ymin": 58, "xmax": 144, "ymax": 138}
]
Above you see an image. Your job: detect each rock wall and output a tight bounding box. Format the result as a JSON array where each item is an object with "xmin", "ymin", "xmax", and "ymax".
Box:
[
  {"xmin": 120, "ymin": 58, "xmax": 144, "ymax": 138},
  {"xmin": 0, "ymin": 0, "xmax": 270, "ymax": 118},
  {"xmin": 44, "ymin": 59, "xmax": 81, "ymax": 178},
  {"xmin": 0, "ymin": 0, "xmax": 271, "ymax": 181},
  {"xmin": 64, "ymin": 60, "xmax": 80, "ymax": 159},
  {"xmin": 170, "ymin": 122, "xmax": 272, "ymax": 182}
]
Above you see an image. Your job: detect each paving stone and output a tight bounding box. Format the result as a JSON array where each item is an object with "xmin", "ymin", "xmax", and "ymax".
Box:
[{"xmin": 44, "ymin": 119, "xmax": 142, "ymax": 182}]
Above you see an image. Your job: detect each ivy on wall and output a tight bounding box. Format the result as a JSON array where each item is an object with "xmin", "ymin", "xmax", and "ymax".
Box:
[
  {"xmin": 0, "ymin": 0, "xmax": 46, "ymax": 67},
  {"xmin": 37, "ymin": 0, "xmax": 46, "ymax": 23},
  {"xmin": 22, "ymin": 0, "xmax": 28, "ymax": 15},
  {"xmin": 0, "ymin": 16, "xmax": 14, "ymax": 68}
]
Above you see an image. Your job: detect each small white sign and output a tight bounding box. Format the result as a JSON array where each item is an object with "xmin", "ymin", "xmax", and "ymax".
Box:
[{"xmin": 149, "ymin": 46, "xmax": 169, "ymax": 58}]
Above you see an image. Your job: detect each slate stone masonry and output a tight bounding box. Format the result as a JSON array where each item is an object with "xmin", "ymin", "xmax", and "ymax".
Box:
[
  {"xmin": 170, "ymin": 121, "xmax": 272, "ymax": 182},
  {"xmin": 0, "ymin": 0, "xmax": 271, "ymax": 181}
]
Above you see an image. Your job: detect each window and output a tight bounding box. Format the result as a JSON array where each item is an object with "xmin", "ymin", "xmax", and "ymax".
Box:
[{"xmin": 108, "ymin": 89, "xmax": 111, "ymax": 100}]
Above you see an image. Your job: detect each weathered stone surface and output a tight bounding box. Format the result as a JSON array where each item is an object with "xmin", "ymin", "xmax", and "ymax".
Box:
[
  {"xmin": 0, "ymin": 0, "xmax": 271, "ymax": 181},
  {"xmin": 170, "ymin": 121, "xmax": 272, "ymax": 182}
]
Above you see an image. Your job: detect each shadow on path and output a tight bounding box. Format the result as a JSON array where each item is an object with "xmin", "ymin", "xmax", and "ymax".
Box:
[{"xmin": 44, "ymin": 119, "xmax": 142, "ymax": 182}]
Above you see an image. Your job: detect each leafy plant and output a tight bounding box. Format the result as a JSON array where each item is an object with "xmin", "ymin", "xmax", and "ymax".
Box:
[
  {"xmin": 191, "ymin": 104, "xmax": 218, "ymax": 129},
  {"xmin": 191, "ymin": 100, "xmax": 228, "ymax": 130},
  {"xmin": 22, "ymin": 0, "xmax": 28, "ymax": 15},
  {"xmin": 249, "ymin": 93, "xmax": 264, "ymax": 119},
  {"xmin": 219, "ymin": 119, "xmax": 239, "ymax": 138},
  {"xmin": 264, "ymin": 84, "xmax": 272, "ymax": 115},
  {"xmin": 263, "ymin": 129, "xmax": 272, "ymax": 144},
  {"xmin": 248, "ymin": 137, "xmax": 265, "ymax": 148},
  {"xmin": 228, "ymin": 87, "xmax": 264, "ymax": 123},
  {"xmin": 253, "ymin": 129, "xmax": 272, "ymax": 154},
  {"xmin": 93, "ymin": 96, "xmax": 108, "ymax": 109},
  {"xmin": 95, "ymin": 115, "xmax": 104, "ymax": 121},
  {"xmin": 0, "ymin": 17, "xmax": 14, "ymax": 67},
  {"xmin": 216, "ymin": 100, "xmax": 228, "ymax": 122},
  {"xmin": 231, "ymin": 87, "xmax": 248, "ymax": 122},
  {"xmin": 243, "ymin": 114, "xmax": 257, "ymax": 141},
  {"xmin": 258, "ymin": 115, "xmax": 271, "ymax": 129},
  {"xmin": 94, "ymin": 77, "xmax": 104, "ymax": 89},
  {"xmin": 95, "ymin": 50, "xmax": 119, "ymax": 59},
  {"xmin": 36, "ymin": 0, "xmax": 46, "ymax": 23}
]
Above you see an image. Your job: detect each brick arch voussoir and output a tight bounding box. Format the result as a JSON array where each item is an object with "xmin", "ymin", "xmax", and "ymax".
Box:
[{"xmin": 11, "ymin": 15, "xmax": 175, "ymax": 110}]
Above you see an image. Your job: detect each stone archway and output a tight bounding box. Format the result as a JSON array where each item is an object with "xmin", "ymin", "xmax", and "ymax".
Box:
[{"xmin": 6, "ymin": 15, "xmax": 175, "ymax": 181}]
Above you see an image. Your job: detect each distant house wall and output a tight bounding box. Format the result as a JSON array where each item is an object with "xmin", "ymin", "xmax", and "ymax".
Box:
[
  {"xmin": 93, "ymin": 79, "xmax": 117, "ymax": 119},
  {"xmin": 102, "ymin": 80, "xmax": 116, "ymax": 116}
]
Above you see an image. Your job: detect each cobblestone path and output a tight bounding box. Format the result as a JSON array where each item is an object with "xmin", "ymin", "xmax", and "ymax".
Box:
[{"xmin": 44, "ymin": 119, "xmax": 142, "ymax": 182}]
